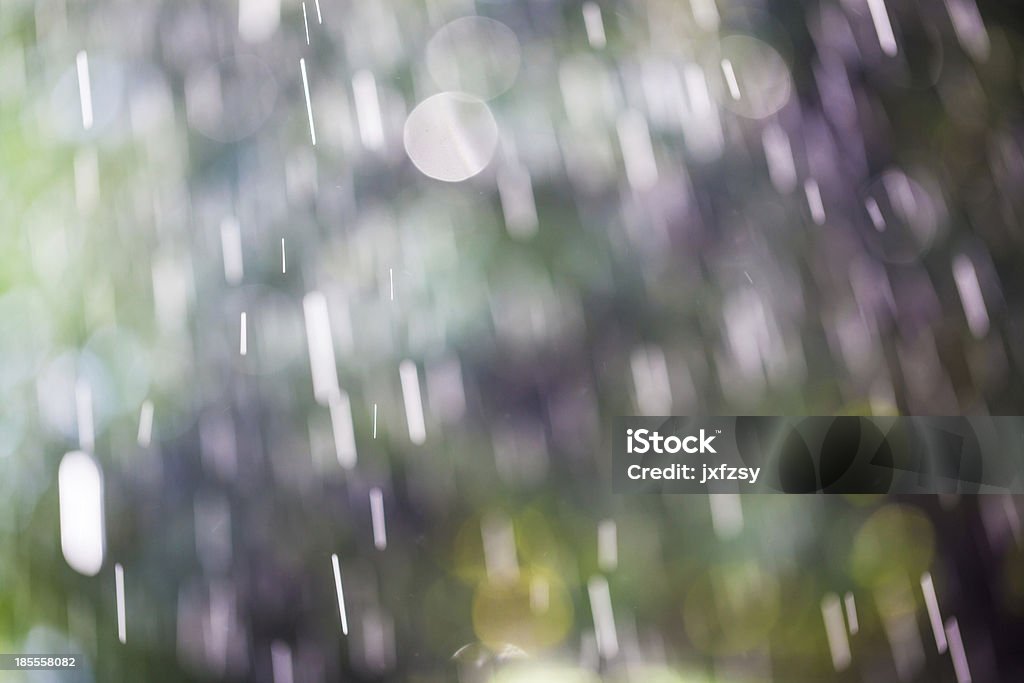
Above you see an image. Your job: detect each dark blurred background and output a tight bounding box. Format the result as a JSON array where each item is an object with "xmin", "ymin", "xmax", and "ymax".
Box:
[{"xmin": 3, "ymin": 0, "xmax": 1024, "ymax": 680}]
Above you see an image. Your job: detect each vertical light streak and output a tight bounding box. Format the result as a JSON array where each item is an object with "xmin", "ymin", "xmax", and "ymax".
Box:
[
  {"xmin": 300, "ymin": 58, "xmax": 316, "ymax": 145},
  {"xmin": 76, "ymin": 51, "xmax": 93, "ymax": 130}
]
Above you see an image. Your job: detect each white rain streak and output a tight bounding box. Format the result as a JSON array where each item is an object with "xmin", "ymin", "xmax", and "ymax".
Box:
[
  {"xmin": 581, "ymin": 2, "xmax": 606, "ymax": 49},
  {"xmin": 690, "ymin": 0, "xmax": 720, "ymax": 31},
  {"xmin": 877, "ymin": 583, "xmax": 926, "ymax": 681},
  {"xmin": 708, "ymin": 492, "xmax": 744, "ymax": 539},
  {"xmin": 587, "ymin": 576, "xmax": 619, "ymax": 659},
  {"xmin": 497, "ymin": 165, "xmax": 539, "ymax": 238},
  {"xmin": 271, "ymin": 641, "xmax": 294, "ymax": 683},
  {"xmin": 372, "ymin": 403, "xmax": 378, "ymax": 439},
  {"xmin": 302, "ymin": 291, "xmax": 340, "ymax": 404},
  {"xmin": 328, "ymin": 391, "xmax": 357, "ymax": 469},
  {"xmin": 617, "ymin": 110, "xmax": 659, "ymax": 191},
  {"xmin": 353, "ymin": 70, "xmax": 385, "ymax": 151},
  {"xmin": 762, "ymin": 123, "xmax": 797, "ymax": 193},
  {"xmin": 205, "ymin": 584, "xmax": 233, "ymax": 672},
  {"xmin": 152, "ymin": 255, "xmax": 191, "ymax": 333},
  {"xmin": 921, "ymin": 572, "xmax": 948, "ymax": 653},
  {"xmin": 844, "ymin": 591, "xmax": 859, "ymax": 635},
  {"xmin": 302, "ymin": 2, "xmax": 310, "ymax": 45},
  {"xmin": 721, "ymin": 59, "xmax": 741, "ymax": 99},
  {"xmin": 399, "ymin": 360, "xmax": 426, "ymax": 445},
  {"xmin": 597, "ymin": 519, "xmax": 618, "ymax": 572},
  {"xmin": 59, "ymin": 451, "xmax": 106, "ymax": 576},
  {"xmin": 219, "ymin": 217, "xmax": 244, "ymax": 285},
  {"xmin": 630, "ymin": 345, "xmax": 672, "ymax": 415},
  {"xmin": 946, "ymin": 0, "xmax": 990, "ymax": 62},
  {"xmin": 389, "ymin": 268, "xmax": 394, "ymax": 301},
  {"xmin": 238, "ymin": 0, "xmax": 280, "ymax": 43},
  {"xmin": 680, "ymin": 63, "xmax": 724, "ymax": 160},
  {"xmin": 361, "ymin": 610, "xmax": 395, "ymax": 672},
  {"xmin": 75, "ymin": 378, "xmax": 94, "ymax": 452},
  {"xmin": 76, "ymin": 50, "xmax": 93, "ymax": 130},
  {"xmin": 481, "ymin": 514, "xmax": 519, "ymax": 583},
  {"xmin": 821, "ymin": 593, "xmax": 851, "ymax": 671},
  {"xmin": 952, "ymin": 255, "xmax": 990, "ymax": 338},
  {"xmin": 369, "ymin": 487, "xmax": 387, "ymax": 550},
  {"xmin": 300, "ymin": 58, "xmax": 316, "ymax": 145},
  {"xmin": 137, "ymin": 399, "xmax": 155, "ymax": 447},
  {"xmin": 239, "ymin": 312, "xmax": 248, "ymax": 356},
  {"xmin": 945, "ymin": 618, "xmax": 972, "ymax": 683},
  {"xmin": 804, "ymin": 178, "xmax": 826, "ymax": 225},
  {"xmin": 314, "ymin": 0, "xmax": 322, "ymax": 23},
  {"xmin": 115, "ymin": 562, "xmax": 127, "ymax": 644},
  {"xmin": 426, "ymin": 356, "xmax": 467, "ymax": 424},
  {"xmin": 331, "ymin": 553, "xmax": 349, "ymax": 635},
  {"xmin": 866, "ymin": 197, "xmax": 886, "ymax": 230},
  {"xmin": 866, "ymin": 0, "xmax": 899, "ymax": 57},
  {"xmin": 281, "ymin": 238, "xmax": 287, "ymax": 273}
]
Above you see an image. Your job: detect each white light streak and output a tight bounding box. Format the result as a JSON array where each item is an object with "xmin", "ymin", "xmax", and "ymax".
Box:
[
  {"xmin": 844, "ymin": 591, "xmax": 859, "ymax": 635},
  {"xmin": 59, "ymin": 450, "xmax": 105, "ymax": 576},
  {"xmin": 708, "ymin": 492, "xmax": 744, "ymax": 539},
  {"xmin": 220, "ymin": 216, "xmax": 244, "ymax": 285},
  {"xmin": 353, "ymin": 70, "xmax": 384, "ymax": 151},
  {"xmin": 239, "ymin": 312, "xmax": 247, "ymax": 355},
  {"xmin": 821, "ymin": 593, "xmax": 851, "ymax": 670},
  {"xmin": 302, "ymin": 291, "xmax": 340, "ymax": 404},
  {"xmin": 399, "ymin": 360, "xmax": 426, "ymax": 445},
  {"xmin": 945, "ymin": 618, "xmax": 971, "ymax": 683},
  {"xmin": 921, "ymin": 572, "xmax": 948, "ymax": 653},
  {"xmin": 953, "ymin": 255, "xmax": 990, "ymax": 338},
  {"xmin": 328, "ymin": 390, "xmax": 357, "ymax": 469},
  {"xmin": 300, "ymin": 58, "xmax": 316, "ymax": 145},
  {"xmin": 866, "ymin": 197, "xmax": 886, "ymax": 230},
  {"xmin": 721, "ymin": 59, "xmax": 741, "ymax": 99},
  {"xmin": 137, "ymin": 399, "xmax": 154, "ymax": 447},
  {"xmin": 238, "ymin": 0, "xmax": 281, "ymax": 43},
  {"xmin": 587, "ymin": 576, "xmax": 619, "ymax": 659},
  {"xmin": 389, "ymin": 268, "xmax": 394, "ymax": 301},
  {"xmin": 805, "ymin": 178, "xmax": 826, "ymax": 225},
  {"xmin": 331, "ymin": 553, "xmax": 349, "ymax": 635},
  {"xmin": 302, "ymin": 2, "xmax": 310, "ymax": 45},
  {"xmin": 372, "ymin": 403, "xmax": 378, "ymax": 439},
  {"xmin": 281, "ymin": 238, "xmax": 286, "ymax": 273},
  {"xmin": 271, "ymin": 641, "xmax": 294, "ymax": 683},
  {"xmin": 690, "ymin": 0, "xmax": 720, "ymax": 31},
  {"xmin": 369, "ymin": 487, "xmax": 387, "ymax": 550},
  {"xmin": 597, "ymin": 519, "xmax": 617, "ymax": 572},
  {"xmin": 481, "ymin": 514, "xmax": 519, "ymax": 582},
  {"xmin": 762, "ymin": 122, "xmax": 797, "ymax": 193},
  {"xmin": 945, "ymin": 0, "xmax": 990, "ymax": 62},
  {"xmin": 866, "ymin": 0, "xmax": 899, "ymax": 56},
  {"xmin": 582, "ymin": 2, "xmax": 606, "ymax": 49},
  {"xmin": 497, "ymin": 165, "xmax": 539, "ymax": 238},
  {"xmin": 115, "ymin": 563, "xmax": 126, "ymax": 644},
  {"xmin": 617, "ymin": 110, "xmax": 658, "ymax": 191},
  {"xmin": 76, "ymin": 50, "xmax": 93, "ymax": 130},
  {"xmin": 314, "ymin": 0, "xmax": 322, "ymax": 23},
  {"xmin": 630, "ymin": 345, "xmax": 672, "ymax": 415}
]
